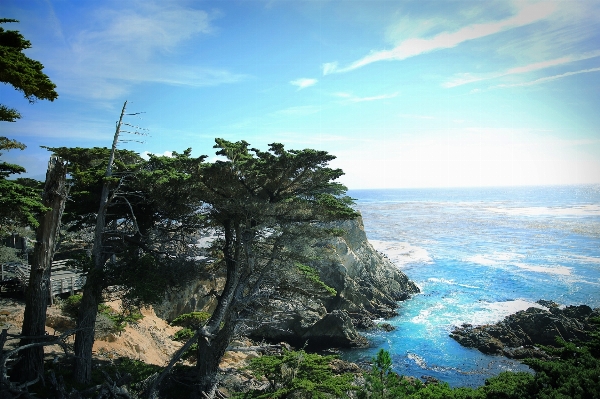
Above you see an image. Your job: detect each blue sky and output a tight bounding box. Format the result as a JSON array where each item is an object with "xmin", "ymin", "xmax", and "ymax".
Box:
[{"xmin": 1, "ymin": 0, "xmax": 599, "ymax": 189}]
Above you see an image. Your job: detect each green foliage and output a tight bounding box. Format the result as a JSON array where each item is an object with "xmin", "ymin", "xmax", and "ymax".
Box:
[
  {"xmin": 60, "ymin": 294, "xmax": 143, "ymax": 334},
  {"xmin": 238, "ymin": 350, "xmax": 356, "ymax": 399},
  {"xmin": 170, "ymin": 311, "xmax": 211, "ymax": 328},
  {"xmin": 517, "ymin": 334, "xmax": 600, "ymax": 399},
  {"xmin": 106, "ymin": 357, "xmax": 162, "ymax": 382},
  {"xmin": 43, "ymin": 146, "xmax": 145, "ymax": 231},
  {"xmin": 36, "ymin": 356, "xmax": 163, "ymax": 397},
  {"xmin": 0, "ymin": 137, "xmax": 46, "ymax": 230},
  {"xmin": 173, "ymin": 327, "xmax": 195, "ymax": 342},
  {"xmin": 297, "ymin": 263, "xmax": 337, "ymax": 296},
  {"xmin": 0, "ymin": 19, "xmax": 58, "ymax": 122},
  {"xmin": 97, "ymin": 303, "xmax": 144, "ymax": 333},
  {"xmin": 60, "ymin": 293, "xmax": 84, "ymax": 319},
  {"xmin": 171, "ymin": 327, "xmax": 199, "ymax": 360},
  {"xmin": 107, "ymin": 252, "xmax": 199, "ymax": 309},
  {"xmin": 374, "ymin": 348, "xmax": 392, "ymax": 373},
  {"xmin": 202, "ymin": 139, "xmax": 358, "ymax": 224},
  {"xmin": 0, "ymin": 136, "xmax": 25, "ymax": 152},
  {"xmin": 356, "ymin": 322, "xmax": 600, "ymax": 399},
  {"xmin": 358, "ymin": 349, "xmax": 428, "ymax": 399},
  {"xmin": 480, "ymin": 372, "xmax": 534, "ymax": 399},
  {"xmin": 170, "ymin": 312, "xmax": 211, "ymax": 360}
]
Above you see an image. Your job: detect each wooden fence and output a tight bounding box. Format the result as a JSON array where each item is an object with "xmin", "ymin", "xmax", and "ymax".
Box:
[{"xmin": 1, "ymin": 259, "xmax": 86, "ymax": 304}]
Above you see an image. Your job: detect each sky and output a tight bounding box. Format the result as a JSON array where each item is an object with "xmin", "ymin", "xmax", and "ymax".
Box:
[{"xmin": 1, "ymin": 0, "xmax": 600, "ymax": 189}]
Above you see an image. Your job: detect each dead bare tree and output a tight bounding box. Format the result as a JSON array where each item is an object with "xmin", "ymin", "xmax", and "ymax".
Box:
[{"xmin": 72, "ymin": 100, "xmax": 144, "ymax": 384}]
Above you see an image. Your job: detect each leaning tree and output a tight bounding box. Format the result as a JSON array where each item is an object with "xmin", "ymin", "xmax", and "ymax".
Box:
[{"xmin": 152, "ymin": 139, "xmax": 358, "ymax": 398}]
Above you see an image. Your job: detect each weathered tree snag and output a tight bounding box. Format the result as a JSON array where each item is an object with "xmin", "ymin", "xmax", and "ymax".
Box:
[
  {"xmin": 15, "ymin": 155, "xmax": 68, "ymax": 383},
  {"xmin": 73, "ymin": 100, "xmax": 127, "ymax": 384}
]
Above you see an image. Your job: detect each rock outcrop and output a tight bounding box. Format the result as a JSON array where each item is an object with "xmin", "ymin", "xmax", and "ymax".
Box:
[
  {"xmin": 157, "ymin": 215, "xmax": 419, "ymax": 349},
  {"xmin": 450, "ymin": 300, "xmax": 600, "ymax": 359},
  {"xmin": 250, "ymin": 216, "xmax": 419, "ymax": 348},
  {"xmin": 154, "ymin": 272, "xmax": 225, "ymax": 321},
  {"xmin": 311, "ymin": 217, "xmax": 420, "ymax": 321}
]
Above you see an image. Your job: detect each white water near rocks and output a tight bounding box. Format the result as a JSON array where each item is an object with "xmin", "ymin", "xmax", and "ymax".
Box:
[{"xmin": 342, "ymin": 185, "xmax": 600, "ymax": 387}]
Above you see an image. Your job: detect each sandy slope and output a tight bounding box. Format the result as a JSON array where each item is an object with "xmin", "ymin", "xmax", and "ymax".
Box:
[{"xmin": 0, "ymin": 296, "xmax": 182, "ymax": 366}]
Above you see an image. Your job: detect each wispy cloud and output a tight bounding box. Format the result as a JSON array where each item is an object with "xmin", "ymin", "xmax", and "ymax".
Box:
[
  {"xmin": 493, "ymin": 67, "xmax": 600, "ymax": 88},
  {"xmin": 43, "ymin": 1, "xmax": 246, "ymax": 100},
  {"xmin": 444, "ymin": 50, "xmax": 600, "ymax": 88},
  {"xmin": 290, "ymin": 78, "xmax": 318, "ymax": 90},
  {"xmin": 323, "ymin": 2, "xmax": 557, "ymax": 75},
  {"xmin": 335, "ymin": 92, "xmax": 399, "ymax": 103}
]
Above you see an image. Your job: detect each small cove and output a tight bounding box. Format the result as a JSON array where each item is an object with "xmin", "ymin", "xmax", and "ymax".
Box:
[{"xmin": 343, "ymin": 185, "xmax": 600, "ymax": 387}]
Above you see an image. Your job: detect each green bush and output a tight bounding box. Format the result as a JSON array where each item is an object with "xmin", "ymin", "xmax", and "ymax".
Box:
[
  {"xmin": 59, "ymin": 293, "xmax": 83, "ymax": 319},
  {"xmin": 238, "ymin": 349, "xmax": 356, "ymax": 398},
  {"xmin": 59, "ymin": 294, "xmax": 143, "ymax": 334},
  {"xmin": 169, "ymin": 312, "xmax": 212, "ymax": 361},
  {"xmin": 170, "ymin": 311, "xmax": 211, "ymax": 328},
  {"xmin": 97, "ymin": 303, "xmax": 143, "ymax": 333},
  {"xmin": 173, "ymin": 327, "xmax": 195, "ymax": 342},
  {"xmin": 297, "ymin": 263, "xmax": 337, "ymax": 296}
]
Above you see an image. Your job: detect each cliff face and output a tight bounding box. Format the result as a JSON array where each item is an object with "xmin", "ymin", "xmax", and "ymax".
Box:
[
  {"xmin": 312, "ymin": 217, "xmax": 420, "ymax": 320},
  {"xmin": 156, "ymin": 215, "xmax": 419, "ymax": 349},
  {"xmin": 154, "ymin": 272, "xmax": 225, "ymax": 321}
]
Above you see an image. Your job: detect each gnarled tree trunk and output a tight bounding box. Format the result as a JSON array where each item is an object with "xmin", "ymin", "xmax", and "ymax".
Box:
[
  {"xmin": 196, "ymin": 313, "xmax": 236, "ymax": 398},
  {"xmin": 16, "ymin": 156, "xmax": 68, "ymax": 383}
]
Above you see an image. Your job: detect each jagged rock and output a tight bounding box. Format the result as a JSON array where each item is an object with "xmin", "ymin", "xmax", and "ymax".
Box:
[
  {"xmin": 313, "ymin": 217, "xmax": 420, "ymax": 323},
  {"xmin": 450, "ymin": 301, "xmax": 600, "ymax": 358},
  {"xmin": 329, "ymin": 358, "xmax": 363, "ymax": 374},
  {"xmin": 247, "ymin": 292, "xmax": 329, "ymax": 347},
  {"xmin": 350, "ymin": 312, "xmax": 376, "ymax": 329}
]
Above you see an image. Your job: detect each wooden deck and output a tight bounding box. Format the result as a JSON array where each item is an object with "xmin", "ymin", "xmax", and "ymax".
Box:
[{"xmin": 1, "ymin": 259, "xmax": 86, "ymax": 303}]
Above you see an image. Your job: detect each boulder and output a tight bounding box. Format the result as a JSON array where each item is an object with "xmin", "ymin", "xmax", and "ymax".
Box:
[{"xmin": 302, "ymin": 310, "xmax": 369, "ymax": 349}]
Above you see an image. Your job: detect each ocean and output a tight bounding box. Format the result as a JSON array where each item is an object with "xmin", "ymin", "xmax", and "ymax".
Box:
[{"xmin": 343, "ymin": 185, "xmax": 600, "ymax": 388}]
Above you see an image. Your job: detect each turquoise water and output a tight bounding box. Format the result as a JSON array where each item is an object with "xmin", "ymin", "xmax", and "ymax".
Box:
[{"xmin": 343, "ymin": 185, "xmax": 600, "ymax": 387}]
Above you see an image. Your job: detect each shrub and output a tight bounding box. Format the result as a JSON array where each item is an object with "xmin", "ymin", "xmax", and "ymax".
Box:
[
  {"xmin": 297, "ymin": 263, "xmax": 337, "ymax": 296},
  {"xmin": 173, "ymin": 327, "xmax": 195, "ymax": 342},
  {"xmin": 169, "ymin": 312, "xmax": 212, "ymax": 361},
  {"xmin": 59, "ymin": 294, "xmax": 143, "ymax": 335},
  {"xmin": 59, "ymin": 293, "xmax": 83, "ymax": 319},
  {"xmin": 170, "ymin": 311, "xmax": 211, "ymax": 328},
  {"xmin": 238, "ymin": 349, "xmax": 356, "ymax": 398}
]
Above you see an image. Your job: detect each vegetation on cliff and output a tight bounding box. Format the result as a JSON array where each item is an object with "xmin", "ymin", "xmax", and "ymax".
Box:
[
  {"xmin": 241, "ymin": 318, "xmax": 600, "ymax": 399},
  {"xmin": 2, "ymin": 111, "xmax": 359, "ymax": 396}
]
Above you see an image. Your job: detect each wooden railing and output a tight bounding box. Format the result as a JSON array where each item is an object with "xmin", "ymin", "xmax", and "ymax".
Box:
[{"xmin": 1, "ymin": 260, "xmax": 86, "ymax": 303}]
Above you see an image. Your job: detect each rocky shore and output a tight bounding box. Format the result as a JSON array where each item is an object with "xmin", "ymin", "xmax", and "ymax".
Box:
[
  {"xmin": 156, "ymin": 215, "xmax": 419, "ymax": 349},
  {"xmin": 450, "ymin": 300, "xmax": 600, "ymax": 359},
  {"xmin": 1, "ymin": 214, "xmax": 418, "ymax": 396}
]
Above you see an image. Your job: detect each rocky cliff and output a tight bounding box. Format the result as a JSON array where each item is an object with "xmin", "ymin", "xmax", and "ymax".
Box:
[
  {"xmin": 450, "ymin": 300, "xmax": 600, "ymax": 359},
  {"xmin": 156, "ymin": 215, "xmax": 419, "ymax": 349},
  {"xmin": 312, "ymin": 217, "xmax": 420, "ymax": 321}
]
